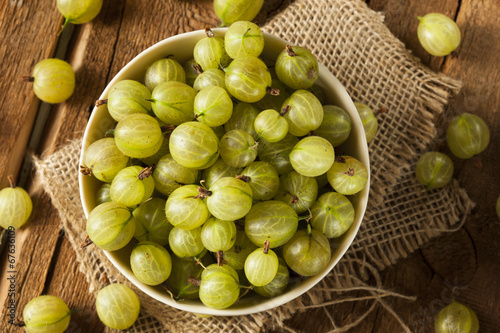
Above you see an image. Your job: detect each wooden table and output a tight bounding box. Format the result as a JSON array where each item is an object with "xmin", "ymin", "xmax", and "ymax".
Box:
[{"xmin": 1, "ymin": 0, "xmax": 499, "ymax": 332}]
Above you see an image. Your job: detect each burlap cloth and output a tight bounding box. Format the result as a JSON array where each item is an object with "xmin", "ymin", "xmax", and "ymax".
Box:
[{"xmin": 33, "ymin": 0, "xmax": 473, "ymax": 332}]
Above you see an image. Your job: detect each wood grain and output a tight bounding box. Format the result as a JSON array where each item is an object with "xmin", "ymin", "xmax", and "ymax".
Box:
[
  {"xmin": 0, "ymin": 0, "xmax": 61, "ymax": 188},
  {"xmin": 0, "ymin": 0, "xmax": 499, "ymax": 332}
]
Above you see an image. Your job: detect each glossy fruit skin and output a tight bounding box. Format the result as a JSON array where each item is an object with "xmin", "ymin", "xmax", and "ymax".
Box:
[
  {"xmin": 151, "ymin": 81, "xmax": 197, "ymax": 125},
  {"xmin": 57, "ymin": 0, "xmax": 103, "ymax": 24},
  {"xmin": 225, "ymin": 21, "xmax": 264, "ymax": 58},
  {"xmin": 214, "ymin": 0, "xmax": 264, "ymax": 26},
  {"xmin": 106, "ymin": 80, "xmax": 151, "ymax": 121},
  {"xmin": 253, "ymin": 258, "xmax": 290, "ymax": 297},
  {"xmin": 153, "ymin": 154, "xmax": 199, "ymax": 196},
  {"xmin": 417, "ymin": 13, "xmax": 461, "ymax": 56},
  {"xmin": 165, "ymin": 185, "xmax": 210, "ymax": 230},
  {"xmin": 224, "ymin": 102, "xmax": 260, "ymax": 139},
  {"xmin": 168, "ymin": 226, "xmax": 205, "ymax": 258},
  {"xmin": 140, "ymin": 129, "xmax": 169, "ymax": 166},
  {"xmin": 274, "ymin": 171, "xmax": 318, "ymax": 214},
  {"xmin": 283, "ymin": 228, "xmax": 331, "ymax": 277},
  {"xmin": 281, "ymin": 90, "xmax": 323, "ymax": 136},
  {"xmin": 96, "ymin": 283, "xmax": 140, "ymax": 330},
  {"xmin": 447, "ymin": 113, "xmax": 490, "ymax": 159},
  {"xmin": 23, "ymin": 295, "xmax": 71, "ymax": 333},
  {"xmin": 289, "ymin": 136, "xmax": 335, "ymax": 177},
  {"xmin": 201, "ymin": 158, "xmax": 243, "ymax": 189},
  {"xmin": 327, "ymin": 156, "xmax": 368, "ymax": 195},
  {"xmin": 245, "ymin": 200, "xmax": 298, "ymax": 248},
  {"xmin": 110, "ymin": 166, "xmax": 155, "ymax": 208},
  {"xmin": 86, "ymin": 202, "xmax": 136, "ymax": 251},
  {"xmin": 225, "ymin": 56, "xmax": 272, "ymax": 103},
  {"xmin": 130, "ymin": 241, "xmax": 172, "ymax": 286},
  {"xmin": 193, "ymin": 68, "xmax": 227, "ymax": 92},
  {"xmin": 435, "ymin": 301, "xmax": 479, "ymax": 333},
  {"xmin": 354, "ymin": 102, "xmax": 378, "ymax": 143},
  {"xmin": 222, "ymin": 228, "xmax": 258, "ymax": 270},
  {"xmin": 254, "ymin": 109, "xmax": 289, "ymax": 143},
  {"xmin": 315, "ymin": 105, "xmax": 351, "ymax": 147},
  {"xmin": 254, "ymin": 78, "xmax": 290, "ymax": 112},
  {"xmin": 96, "ymin": 183, "xmax": 111, "ymax": 205},
  {"xmin": 201, "ymin": 217, "xmax": 237, "ymax": 252},
  {"xmin": 83, "ymin": 137, "xmax": 129, "ymax": 182},
  {"xmin": 114, "ymin": 113, "xmax": 163, "ymax": 159},
  {"xmin": 183, "ymin": 58, "xmax": 200, "ymax": 86},
  {"xmin": 144, "ymin": 58, "xmax": 186, "ymax": 91},
  {"xmin": 415, "ymin": 152, "xmax": 454, "ymax": 189},
  {"xmin": 199, "ymin": 264, "xmax": 240, "ymax": 309},
  {"xmin": 258, "ymin": 133, "xmax": 299, "ymax": 175},
  {"xmin": 0, "ymin": 185, "xmax": 32, "ymax": 229},
  {"xmin": 220, "ymin": 129, "xmax": 258, "ymax": 168},
  {"xmin": 194, "ymin": 36, "xmax": 230, "ymax": 71},
  {"xmin": 244, "ymin": 246, "xmax": 279, "ymax": 286},
  {"xmin": 207, "ymin": 177, "xmax": 253, "ymax": 220},
  {"xmin": 32, "ymin": 59, "xmax": 75, "ymax": 104},
  {"xmin": 194, "ymin": 86, "xmax": 233, "ymax": 127},
  {"xmin": 311, "ymin": 192, "xmax": 355, "ymax": 238},
  {"xmin": 133, "ymin": 198, "xmax": 173, "ymax": 246},
  {"xmin": 169, "ymin": 121, "xmax": 220, "ymax": 169},
  {"xmin": 167, "ymin": 253, "xmax": 214, "ymax": 300},
  {"xmin": 276, "ymin": 46, "xmax": 319, "ymax": 90},
  {"xmin": 241, "ymin": 161, "xmax": 280, "ymax": 201}
]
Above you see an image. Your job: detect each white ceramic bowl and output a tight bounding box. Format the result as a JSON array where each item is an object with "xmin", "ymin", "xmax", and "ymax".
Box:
[{"xmin": 79, "ymin": 28, "xmax": 370, "ymax": 316}]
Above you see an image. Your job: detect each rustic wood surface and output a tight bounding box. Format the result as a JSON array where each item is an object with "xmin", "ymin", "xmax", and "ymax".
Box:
[{"xmin": 1, "ymin": 0, "xmax": 499, "ymax": 332}]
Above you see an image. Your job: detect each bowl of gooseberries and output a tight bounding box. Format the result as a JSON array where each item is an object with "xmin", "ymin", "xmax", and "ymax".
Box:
[{"xmin": 79, "ymin": 23, "xmax": 370, "ymax": 316}]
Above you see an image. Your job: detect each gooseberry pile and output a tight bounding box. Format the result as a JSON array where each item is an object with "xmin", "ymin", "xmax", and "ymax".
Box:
[{"xmin": 81, "ymin": 22, "xmax": 369, "ymax": 317}]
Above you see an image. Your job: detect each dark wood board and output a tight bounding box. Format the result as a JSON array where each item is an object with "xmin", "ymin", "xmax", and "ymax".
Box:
[{"xmin": 0, "ymin": 0, "xmax": 498, "ymax": 332}]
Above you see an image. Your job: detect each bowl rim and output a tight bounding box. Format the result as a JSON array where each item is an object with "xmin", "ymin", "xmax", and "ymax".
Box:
[{"xmin": 79, "ymin": 28, "xmax": 370, "ymax": 316}]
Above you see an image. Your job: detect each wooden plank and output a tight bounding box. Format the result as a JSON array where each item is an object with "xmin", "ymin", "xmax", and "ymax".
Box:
[
  {"xmin": 45, "ymin": 237, "xmax": 105, "ymax": 332},
  {"xmin": 0, "ymin": 185, "xmax": 64, "ymax": 332},
  {"xmin": 0, "ymin": 0, "xmax": 62, "ymax": 188}
]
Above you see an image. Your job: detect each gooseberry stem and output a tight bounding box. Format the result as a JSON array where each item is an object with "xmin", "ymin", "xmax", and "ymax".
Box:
[
  {"xmin": 9, "ymin": 319, "xmax": 25, "ymax": 327},
  {"xmin": 335, "ymin": 156, "xmax": 346, "ymax": 163},
  {"xmin": 343, "ymin": 168, "xmax": 355, "ymax": 177},
  {"xmin": 188, "ymin": 276, "xmax": 201, "ymax": 286},
  {"xmin": 237, "ymin": 285, "xmax": 253, "ymax": 301},
  {"xmin": 307, "ymin": 223, "xmax": 312, "ymax": 237},
  {"xmin": 266, "ymin": 87, "xmax": 280, "ymax": 96},
  {"xmin": 375, "ymin": 107, "xmax": 387, "ymax": 116},
  {"xmin": 204, "ymin": 26, "xmax": 214, "ymax": 38},
  {"xmin": 235, "ymin": 175, "xmax": 251, "ymax": 182},
  {"xmin": 58, "ymin": 17, "xmax": 71, "ymax": 36},
  {"xmin": 217, "ymin": 250, "xmax": 224, "ymax": 266},
  {"xmin": 104, "ymin": 129, "xmax": 115, "ymax": 137},
  {"xmin": 286, "ymin": 45, "xmax": 297, "ymax": 57},
  {"xmin": 196, "ymin": 257, "xmax": 208, "ymax": 269},
  {"xmin": 79, "ymin": 165, "xmax": 93, "ymax": 176},
  {"xmin": 263, "ymin": 240, "xmax": 270, "ymax": 254},
  {"xmin": 194, "ymin": 187, "xmax": 212, "ymax": 199},
  {"xmin": 161, "ymin": 282, "xmax": 176, "ymax": 299},
  {"xmin": 7, "ymin": 175, "xmax": 16, "ymax": 188},
  {"xmin": 80, "ymin": 235, "xmax": 94, "ymax": 249},
  {"xmin": 243, "ymin": 27, "xmax": 251, "ymax": 37},
  {"xmin": 22, "ymin": 76, "xmax": 35, "ymax": 82},
  {"xmin": 95, "ymin": 99, "xmax": 108, "ymax": 107},
  {"xmin": 138, "ymin": 166, "xmax": 154, "ymax": 180},
  {"xmin": 192, "ymin": 63, "xmax": 203, "ymax": 74},
  {"xmin": 280, "ymin": 105, "xmax": 291, "ymax": 116}
]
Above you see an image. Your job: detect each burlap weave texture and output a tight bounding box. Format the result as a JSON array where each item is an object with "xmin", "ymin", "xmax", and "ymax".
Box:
[{"xmin": 34, "ymin": 0, "xmax": 473, "ymax": 332}]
